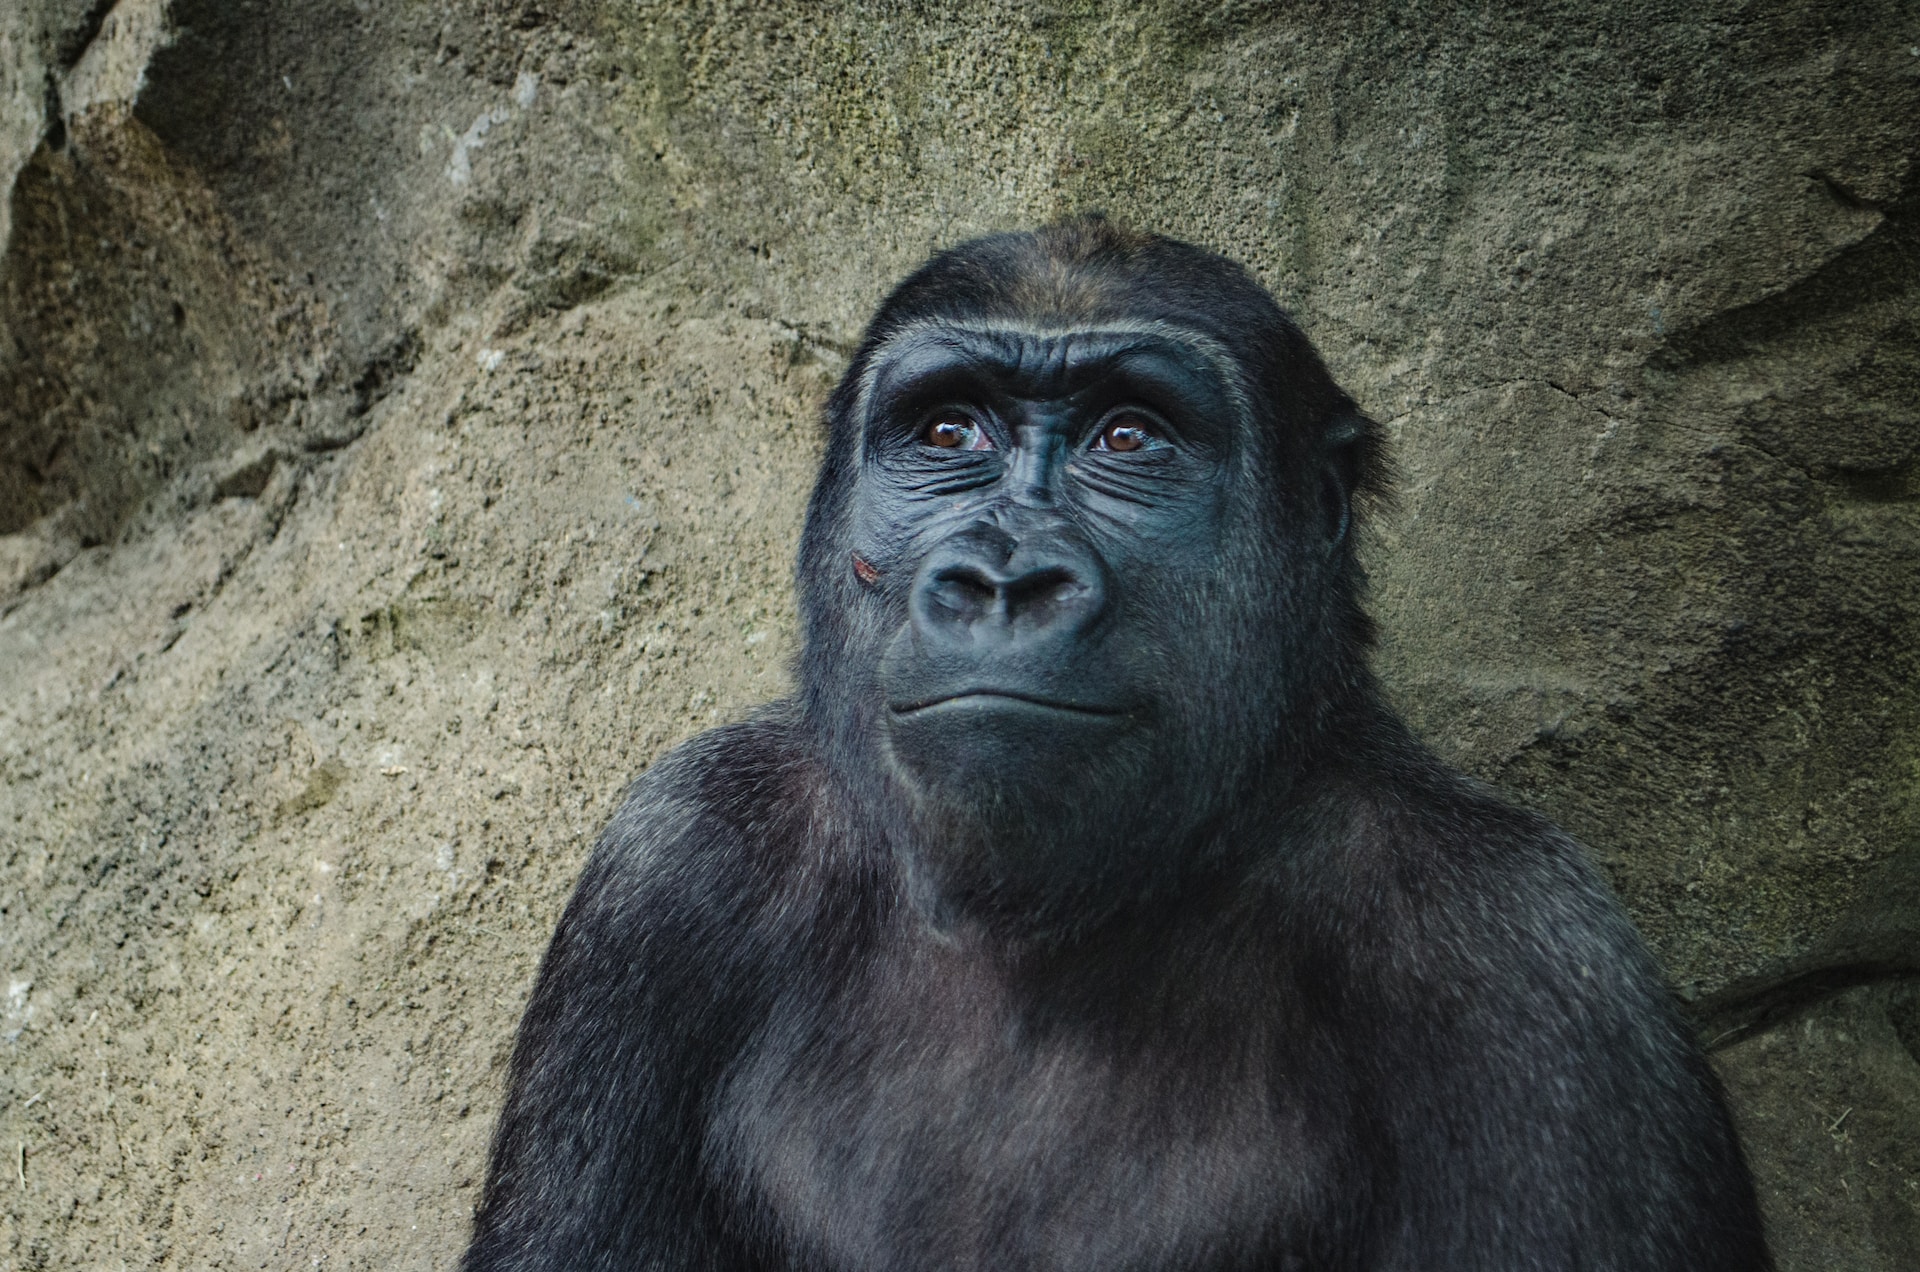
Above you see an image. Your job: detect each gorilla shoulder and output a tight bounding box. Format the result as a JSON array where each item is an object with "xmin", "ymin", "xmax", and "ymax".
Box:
[{"xmin": 562, "ymin": 704, "xmax": 845, "ymax": 952}]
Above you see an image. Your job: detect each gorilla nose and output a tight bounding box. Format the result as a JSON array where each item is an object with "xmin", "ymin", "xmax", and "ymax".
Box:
[{"xmin": 910, "ymin": 535, "xmax": 1107, "ymax": 648}]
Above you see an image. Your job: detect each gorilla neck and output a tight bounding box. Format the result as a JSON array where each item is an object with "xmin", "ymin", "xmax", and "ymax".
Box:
[{"xmin": 875, "ymin": 709, "xmax": 1368, "ymax": 949}]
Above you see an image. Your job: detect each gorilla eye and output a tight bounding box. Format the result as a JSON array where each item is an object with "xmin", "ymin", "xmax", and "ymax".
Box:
[
  {"xmin": 923, "ymin": 413, "xmax": 990, "ymax": 451},
  {"xmin": 1096, "ymin": 414, "xmax": 1155, "ymax": 453}
]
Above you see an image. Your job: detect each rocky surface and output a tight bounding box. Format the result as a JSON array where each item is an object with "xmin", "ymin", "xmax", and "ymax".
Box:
[{"xmin": 1, "ymin": 2, "xmax": 1915, "ymax": 1267}]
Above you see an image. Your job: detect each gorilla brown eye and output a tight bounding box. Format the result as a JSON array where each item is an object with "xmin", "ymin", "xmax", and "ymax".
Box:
[
  {"xmin": 924, "ymin": 414, "xmax": 987, "ymax": 450},
  {"xmin": 1098, "ymin": 415, "xmax": 1153, "ymax": 452}
]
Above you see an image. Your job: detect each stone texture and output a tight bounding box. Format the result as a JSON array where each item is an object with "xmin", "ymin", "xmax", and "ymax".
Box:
[{"xmin": 0, "ymin": 1, "xmax": 1914, "ymax": 1266}]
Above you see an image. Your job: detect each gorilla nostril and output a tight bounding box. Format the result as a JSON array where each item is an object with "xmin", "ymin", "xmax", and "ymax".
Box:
[
  {"xmin": 1005, "ymin": 567, "xmax": 1083, "ymax": 621},
  {"xmin": 1011, "ymin": 567, "xmax": 1075, "ymax": 601},
  {"xmin": 927, "ymin": 567, "xmax": 999, "ymax": 620}
]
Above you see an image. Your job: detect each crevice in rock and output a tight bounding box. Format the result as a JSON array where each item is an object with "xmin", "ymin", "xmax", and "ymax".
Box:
[
  {"xmin": 1697, "ymin": 964, "xmax": 1920, "ymax": 1051},
  {"xmin": 1809, "ymin": 168, "xmax": 1887, "ymax": 216},
  {"xmin": 41, "ymin": 71, "xmax": 66, "ymax": 152},
  {"xmin": 1833, "ymin": 458, "xmax": 1920, "ymax": 504},
  {"xmin": 54, "ymin": 0, "xmax": 121, "ymax": 70},
  {"xmin": 1651, "ymin": 180, "xmax": 1918, "ymax": 372},
  {"xmin": 1696, "ymin": 843, "xmax": 1920, "ymax": 1048},
  {"xmin": 348, "ymin": 329, "xmax": 422, "ymax": 420}
]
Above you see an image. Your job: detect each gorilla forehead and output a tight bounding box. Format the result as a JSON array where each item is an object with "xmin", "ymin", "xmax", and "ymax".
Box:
[{"xmin": 853, "ymin": 318, "xmax": 1253, "ymax": 438}]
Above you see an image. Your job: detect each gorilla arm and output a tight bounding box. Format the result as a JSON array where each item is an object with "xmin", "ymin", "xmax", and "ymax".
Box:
[
  {"xmin": 1353, "ymin": 796, "xmax": 1770, "ymax": 1271},
  {"xmin": 461, "ymin": 724, "xmax": 805, "ymax": 1272}
]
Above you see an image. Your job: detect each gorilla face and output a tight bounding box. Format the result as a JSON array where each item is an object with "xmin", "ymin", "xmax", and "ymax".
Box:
[
  {"xmin": 790, "ymin": 224, "xmax": 1379, "ymax": 935},
  {"xmin": 828, "ymin": 320, "xmax": 1307, "ymax": 926}
]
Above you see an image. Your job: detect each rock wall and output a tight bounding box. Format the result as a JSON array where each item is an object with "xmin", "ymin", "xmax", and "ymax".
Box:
[{"xmin": 1, "ymin": 2, "xmax": 1915, "ymax": 1267}]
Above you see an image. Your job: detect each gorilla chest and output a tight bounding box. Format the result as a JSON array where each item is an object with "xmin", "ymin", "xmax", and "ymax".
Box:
[{"xmin": 713, "ymin": 954, "xmax": 1352, "ymax": 1271}]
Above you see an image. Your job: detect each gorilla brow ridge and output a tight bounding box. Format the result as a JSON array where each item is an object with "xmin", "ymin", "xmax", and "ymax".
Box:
[{"xmin": 847, "ymin": 317, "xmax": 1256, "ymax": 465}]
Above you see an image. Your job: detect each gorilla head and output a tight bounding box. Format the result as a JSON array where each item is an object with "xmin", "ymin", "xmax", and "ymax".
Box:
[{"xmin": 795, "ymin": 218, "xmax": 1388, "ymax": 934}]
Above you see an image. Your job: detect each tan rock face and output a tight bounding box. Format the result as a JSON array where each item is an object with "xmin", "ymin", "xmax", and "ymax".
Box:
[{"xmin": 0, "ymin": 2, "xmax": 1914, "ymax": 1267}]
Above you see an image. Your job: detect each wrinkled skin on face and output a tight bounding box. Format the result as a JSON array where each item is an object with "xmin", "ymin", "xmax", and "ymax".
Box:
[{"xmin": 796, "ymin": 227, "xmax": 1381, "ymax": 935}]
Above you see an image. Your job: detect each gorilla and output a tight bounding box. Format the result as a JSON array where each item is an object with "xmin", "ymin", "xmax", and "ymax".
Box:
[{"xmin": 462, "ymin": 218, "xmax": 1770, "ymax": 1271}]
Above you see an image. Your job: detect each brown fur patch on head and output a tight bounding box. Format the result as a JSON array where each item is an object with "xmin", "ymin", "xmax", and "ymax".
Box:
[
  {"xmin": 999, "ymin": 214, "xmax": 1161, "ymax": 323},
  {"xmin": 863, "ymin": 212, "xmax": 1279, "ymax": 351}
]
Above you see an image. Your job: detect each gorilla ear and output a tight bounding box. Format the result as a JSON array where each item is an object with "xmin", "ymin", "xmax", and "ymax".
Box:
[
  {"xmin": 1319, "ymin": 466, "xmax": 1353, "ymax": 550},
  {"xmin": 1315, "ymin": 412, "xmax": 1390, "ymax": 553},
  {"xmin": 1318, "ymin": 418, "xmax": 1364, "ymax": 551}
]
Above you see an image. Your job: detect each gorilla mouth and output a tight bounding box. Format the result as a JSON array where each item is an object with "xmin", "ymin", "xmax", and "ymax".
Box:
[{"xmin": 890, "ymin": 691, "xmax": 1127, "ymax": 717}]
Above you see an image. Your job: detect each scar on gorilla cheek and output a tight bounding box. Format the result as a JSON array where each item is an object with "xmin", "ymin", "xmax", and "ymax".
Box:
[{"xmin": 852, "ymin": 554, "xmax": 882, "ymax": 586}]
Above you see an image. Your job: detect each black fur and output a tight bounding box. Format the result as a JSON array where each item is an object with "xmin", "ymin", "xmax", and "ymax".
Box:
[{"xmin": 463, "ymin": 219, "xmax": 1770, "ymax": 1271}]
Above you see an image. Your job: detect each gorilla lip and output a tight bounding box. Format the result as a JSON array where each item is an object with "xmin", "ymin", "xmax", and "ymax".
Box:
[{"xmin": 889, "ymin": 690, "xmax": 1126, "ymax": 717}]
